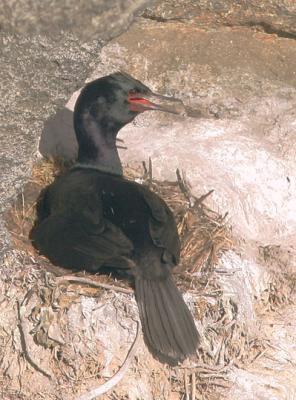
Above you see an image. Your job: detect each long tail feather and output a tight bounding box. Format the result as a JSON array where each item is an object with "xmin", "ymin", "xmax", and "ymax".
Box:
[{"xmin": 135, "ymin": 274, "xmax": 200, "ymax": 365}]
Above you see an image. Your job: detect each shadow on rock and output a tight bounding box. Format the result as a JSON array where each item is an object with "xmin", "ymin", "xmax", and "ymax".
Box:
[{"xmin": 39, "ymin": 107, "xmax": 77, "ymax": 161}]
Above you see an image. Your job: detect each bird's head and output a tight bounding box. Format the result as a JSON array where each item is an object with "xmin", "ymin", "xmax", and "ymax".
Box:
[{"xmin": 74, "ymin": 72, "xmax": 185, "ymax": 135}]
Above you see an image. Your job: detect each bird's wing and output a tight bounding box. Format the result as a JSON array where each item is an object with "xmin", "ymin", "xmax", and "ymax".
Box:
[
  {"xmin": 72, "ymin": 216, "xmax": 134, "ymax": 264},
  {"xmin": 31, "ymin": 179, "xmax": 134, "ymax": 271},
  {"xmin": 138, "ymin": 184, "xmax": 180, "ymax": 265}
]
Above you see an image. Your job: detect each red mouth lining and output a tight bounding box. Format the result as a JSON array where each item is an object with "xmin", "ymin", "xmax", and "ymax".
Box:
[
  {"xmin": 128, "ymin": 94, "xmax": 155, "ymax": 112},
  {"xmin": 128, "ymin": 96, "xmax": 153, "ymax": 106}
]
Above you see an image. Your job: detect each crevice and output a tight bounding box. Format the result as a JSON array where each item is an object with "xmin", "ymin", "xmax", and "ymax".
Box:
[
  {"xmin": 141, "ymin": 13, "xmax": 188, "ymax": 24},
  {"xmin": 226, "ymin": 20, "xmax": 296, "ymax": 40},
  {"xmin": 141, "ymin": 13, "xmax": 296, "ymax": 40}
]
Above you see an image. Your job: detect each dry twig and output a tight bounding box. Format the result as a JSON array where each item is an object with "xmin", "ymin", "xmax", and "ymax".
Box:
[
  {"xmin": 17, "ymin": 300, "xmax": 52, "ymax": 380},
  {"xmin": 56, "ymin": 275, "xmax": 133, "ymax": 294}
]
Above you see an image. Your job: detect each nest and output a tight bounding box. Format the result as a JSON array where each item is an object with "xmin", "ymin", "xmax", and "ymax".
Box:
[{"xmin": 1, "ymin": 157, "xmax": 264, "ymax": 400}]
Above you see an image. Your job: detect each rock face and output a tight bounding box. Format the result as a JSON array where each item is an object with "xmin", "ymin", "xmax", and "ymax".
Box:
[
  {"xmin": 0, "ymin": 0, "xmax": 152, "ymax": 40},
  {"xmin": 143, "ymin": 0, "xmax": 296, "ymax": 38}
]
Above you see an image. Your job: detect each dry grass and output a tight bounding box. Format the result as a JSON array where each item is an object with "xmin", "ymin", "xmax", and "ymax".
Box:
[
  {"xmin": 125, "ymin": 161, "xmax": 233, "ymax": 277},
  {"xmin": 1, "ymin": 157, "xmax": 262, "ymax": 400}
]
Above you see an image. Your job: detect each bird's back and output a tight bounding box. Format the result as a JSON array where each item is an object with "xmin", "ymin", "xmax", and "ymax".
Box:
[{"xmin": 31, "ymin": 167, "xmax": 179, "ymax": 274}]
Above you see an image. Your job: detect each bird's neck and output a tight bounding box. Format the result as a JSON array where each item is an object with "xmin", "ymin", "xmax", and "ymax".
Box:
[{"xmin": 75, "ymin": 111, "xmax": 123, "ymax": 176}]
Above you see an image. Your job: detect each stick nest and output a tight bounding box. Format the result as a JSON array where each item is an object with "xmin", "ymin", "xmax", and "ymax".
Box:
[{"xmin": 2, "ymin": 157, "xmax": 264, "ymax": 400}]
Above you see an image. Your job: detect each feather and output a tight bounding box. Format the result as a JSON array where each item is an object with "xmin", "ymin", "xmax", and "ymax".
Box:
[{"xmin": 135, "ymin": 274, "xmax": 199, "ymax": 365}]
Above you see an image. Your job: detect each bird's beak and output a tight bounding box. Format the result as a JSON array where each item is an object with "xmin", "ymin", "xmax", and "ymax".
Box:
[{"xmin": 128, "ymin": 92, "xmax": 185, "ymax": 115}]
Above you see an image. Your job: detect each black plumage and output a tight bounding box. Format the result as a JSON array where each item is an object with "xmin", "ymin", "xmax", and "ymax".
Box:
[{"xmin": 31, "ymin": 72, "xmax": 199, "ymax": 365}]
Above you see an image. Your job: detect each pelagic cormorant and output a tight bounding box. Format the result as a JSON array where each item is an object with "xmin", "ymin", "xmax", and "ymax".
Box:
[{"xmin": 31, "ymin": 72, "xmax": 200, "ymax": 365}]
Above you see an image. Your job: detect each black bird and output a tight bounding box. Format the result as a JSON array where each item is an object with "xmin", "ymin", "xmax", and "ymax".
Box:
[{"xmin": 31, "ymin": 72, "xmax": 200, "ymax": 365}]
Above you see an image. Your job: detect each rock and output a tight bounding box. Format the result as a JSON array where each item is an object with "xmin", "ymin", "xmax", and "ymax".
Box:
[
  {"xmin": 143, "ymin": 0, "xmax": 296, "ymax": 38},
  {"xmin": 0, "ymin": 0, "xmax": 153, "ymax": 41}
]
